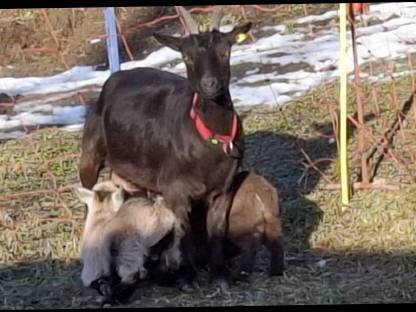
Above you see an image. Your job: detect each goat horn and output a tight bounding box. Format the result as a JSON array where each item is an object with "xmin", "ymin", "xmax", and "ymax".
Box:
[
  {"xmin": 176, "ymin": 6, "xmax": 199, "ymax": 35},
  {"xmin": 210, "ymin": 6, "xmax": 223, "ymax": 31}
]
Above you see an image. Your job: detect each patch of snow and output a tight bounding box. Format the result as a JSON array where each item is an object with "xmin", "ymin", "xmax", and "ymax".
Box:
[
  {"xmin": 296, "ymin": 10, "xmax": 338, "ymax": 24},
  {"xmin": 62, "ymin": 123, "xmax": 84, "ymax": 132},
  {"xmin": 245, "ymin": 68, "xmax": 260, "ymax": 75},
  {"xmin": 219, "ymin": 25, "xmax": 234, "ymax": 33},
  {"xmin": 1, "ymin": 2, "xmax": 416, "ymax": 139},
  {"xmin": 0, "ymin": 105, "xmax": 86, "ymax": 131},
  {"xmin": 261, "ymin": 25, "xmax": 287, "ymax": 33},
  {"xmin": 89, "ymin": 38, "xmax": 102, "ymax": 44},
  {"xmin": 0, "ymin": 130, "xmax": 25, "ymax": 140}
]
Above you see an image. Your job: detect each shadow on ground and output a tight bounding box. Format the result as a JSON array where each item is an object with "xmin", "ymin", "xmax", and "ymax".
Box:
[
  {"xmin": 5, "ymin": 109, "xmax": 414, "ymax": 308},
  {"xmin": 241, "ymin": 109, "xmax": 379, "ymax": 252},
  {"xmin": 1, "ymin": 248, "xmax": 415, "ymax": 308},
  {"xmin": 1, "ymin": 116, "xmax": 338, "ymax": 308},
  {"xmin": 244, "ymin": 129, "xmax": 328, "ymax": 252}
]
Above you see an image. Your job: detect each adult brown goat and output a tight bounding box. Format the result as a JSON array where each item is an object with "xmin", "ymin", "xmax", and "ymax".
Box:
[{"xmin": 79, "ymin": 6, "xmax": 252, "ymax": 291}]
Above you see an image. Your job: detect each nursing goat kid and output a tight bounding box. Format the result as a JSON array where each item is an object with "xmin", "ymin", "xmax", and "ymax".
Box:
[
  {"xmin": 226, "ymin": 171, "xmax": 284, "ymax": 279},
  {"xmin": 191, "ymin": 171, "xmax": 284, "ymax": 280},
  {"xmin": 79, "ymin": 6, "xmax": 252, "ymax": 290},
  {"xmin": 75, "ymin": 181, "xmax": 183, "ymax": 304}
]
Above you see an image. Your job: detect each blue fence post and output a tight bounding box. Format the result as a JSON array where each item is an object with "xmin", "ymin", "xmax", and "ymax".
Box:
[{"xmin": 103, "ymin": 7, "xmax": 120, "ymax": 73}]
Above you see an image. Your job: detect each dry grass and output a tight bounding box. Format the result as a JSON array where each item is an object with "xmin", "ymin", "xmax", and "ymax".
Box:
[{"xmin": 1, "ymin": 69, "xmax": 415, "ymax": 307}]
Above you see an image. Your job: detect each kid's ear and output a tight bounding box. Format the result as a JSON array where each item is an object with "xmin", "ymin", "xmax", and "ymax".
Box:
[
  {"xmin": 111, "ymin": 186, "xmax": 125, "ymax": 213},
  {"xmin": 74, "ymin": 186, "xmax": 94, "ymax": 208}
]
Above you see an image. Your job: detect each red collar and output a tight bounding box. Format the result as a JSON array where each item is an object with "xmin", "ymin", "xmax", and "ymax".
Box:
[{"xmin": 189, "ymin": 93, "xmax": 239, "ymax": 155}]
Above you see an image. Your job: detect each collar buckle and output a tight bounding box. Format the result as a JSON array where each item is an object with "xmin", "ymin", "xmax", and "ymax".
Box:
[{"xmin": 190, "ymin": 93, "xmax": 239, "ymax": 157}]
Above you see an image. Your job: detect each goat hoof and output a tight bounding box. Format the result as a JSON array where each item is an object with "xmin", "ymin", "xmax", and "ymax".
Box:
[
  {"xmin": 234, "ymin": 271, "xmax": 251, "ymax": 283},
  {"xmin": 270, "ymin": 267, "xmax": 284, "ymax": 277},
  {"xmin": 269, "ymin": 271, "xmax": 283, "ymax": 276},
  {"xmin": 91, "ymin": 278, "xmax": 113, "ymax": 297},
  {"xmin": 212, "ymin": 277, "xmax": 230, "ymax": 293},
  {"xmin": 178, "ymin": 283, "xmax": 194, "ymax": 293},
  {"xmin": 111, "ymin": 283, "xmax": 137, "ymax": 304},
  {"xmin": 100, "ymin": 297, "xmax": 116, "ymax": 308},
  {"xmin": 178, "ymin": 279, "xmax": 197, "ymax": 293},
  {"xmin": 239, "ymin": 270, "xmax": 249, "ymax": 277},
  {"xmin": 100, "ymin": 284, "xmax": 113, "ymax": 298},
  {"xmin": 193, "ymin": 280, "xmax": 201, "ymax": 290}
]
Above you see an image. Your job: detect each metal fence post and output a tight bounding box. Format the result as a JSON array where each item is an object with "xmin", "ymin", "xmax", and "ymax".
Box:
[{"xmin": 103, "ymin": 7, "xmax": 120, "ymax": 73}]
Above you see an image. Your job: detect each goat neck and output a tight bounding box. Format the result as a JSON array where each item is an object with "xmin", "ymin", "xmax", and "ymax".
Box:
[{"xmin": 197, "ymin": 89, "xmax": 236, "ymax": 135}]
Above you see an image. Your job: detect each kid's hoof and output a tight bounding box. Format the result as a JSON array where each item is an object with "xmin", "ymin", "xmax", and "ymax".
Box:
[
  {"xmin": 91, "ymin": 278, "xmax": 113, "ymax": 297},
  {"xmin": 233, "ymin": 270, "xmax": 251, "ymax": 283},
  {"xmin": 100, "ymin": 297, "xmax": 116, "ymax": 308},
  {"xmin": 212, "ymin": 277, "xmax": 230, "ymax": 293},
  {"xmin": 178, "ymin": 282, "xmax": 194, "ymax": 293},
  {"xmin": 111, "ymin": 283, "xmax": 137, "ymax": 304},
  {"xmin": 269, "ymin": 266, "xmax": 284, "ymax": 277},
  {"xmin": 178, "ymin": 278, "xmax": 199, "ymax": 293},
  {"xmin": 239, "ymin": 270, "xmax": 249, "ymax": 277}
]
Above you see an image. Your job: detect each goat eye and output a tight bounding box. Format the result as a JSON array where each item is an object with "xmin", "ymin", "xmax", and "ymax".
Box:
[{"xmin": 221, "ymin": 50, "xmax": 230, "ymax": 59}]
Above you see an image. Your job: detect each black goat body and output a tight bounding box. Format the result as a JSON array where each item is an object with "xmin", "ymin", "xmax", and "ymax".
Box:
[{"xmin": 79, "ymin": 7, "xmax": 252, "ymax": 290}]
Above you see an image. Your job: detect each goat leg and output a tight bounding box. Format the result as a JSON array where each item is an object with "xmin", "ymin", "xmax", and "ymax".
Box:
[
  {"xmin": 110, "ymin": 282, "xmax": 138, "ymax": 304},
  {"xmin": 176, "ymin": 232, "xmax": 199, "ymax": 292},
  {"xmin": 267, "ymin": 235, "xmax": 285, "ymax": 276},
  {"xmin": 162, "ymin": 190, "xmax": 199, "ymax": 291},
  {"xmin": 79, "ymin": 110, "xmax": 106, "ymax": 189},
  {"xmin": 237, "ymin": 233, "xmax": 261, "ymax": 281},
  {"xmin": 206, "ymin": 192, "xmax": 233, "ymax": 292},
  {"xmin": 265, "ymin": 218, "xmax": 285, "ymax": 276},
  {"xmin": 90, "ymin": 276, "xmax": 113, "ymax": 298}
]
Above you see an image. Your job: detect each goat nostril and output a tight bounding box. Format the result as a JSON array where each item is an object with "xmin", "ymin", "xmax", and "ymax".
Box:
[{"xmin": 202, "ymin": 77, "xmax": 218, "ymax": 90}]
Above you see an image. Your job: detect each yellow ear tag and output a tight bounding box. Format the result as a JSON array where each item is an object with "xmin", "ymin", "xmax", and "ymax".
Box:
[{"xmin": 235, "ymin": 33, "xmax": 247, "ymax": 43}]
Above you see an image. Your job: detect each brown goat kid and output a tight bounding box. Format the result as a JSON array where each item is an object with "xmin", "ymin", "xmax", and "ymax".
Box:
[
  {"xmin": 225, "ymin": 171, "xmax": 284, "ymax": 278},
  {"xmin": 75, "ymin": 181, "xmax": 183, "ymax": 304}
]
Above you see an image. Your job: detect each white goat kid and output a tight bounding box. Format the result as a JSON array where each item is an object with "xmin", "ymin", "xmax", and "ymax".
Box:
[{"xmin": 75, "ymin": 181, "xmax": 183, "ymax": 304}]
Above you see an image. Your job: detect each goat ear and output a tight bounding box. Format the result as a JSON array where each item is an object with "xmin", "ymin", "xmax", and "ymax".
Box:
[
  {"xmin": 227, "ymin": 22, "xmax": 252, "ymax": 45},
  {"xmin": 111, "ymin": 187, "xmax": 125, "ymax": 213},
  {"xmin": 153, "ymin": 33, "xmax": 182, "ymax": 51},
  {"xmin": 74, "ymin": 186, "xmax": 94, "ymax": 207}
]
